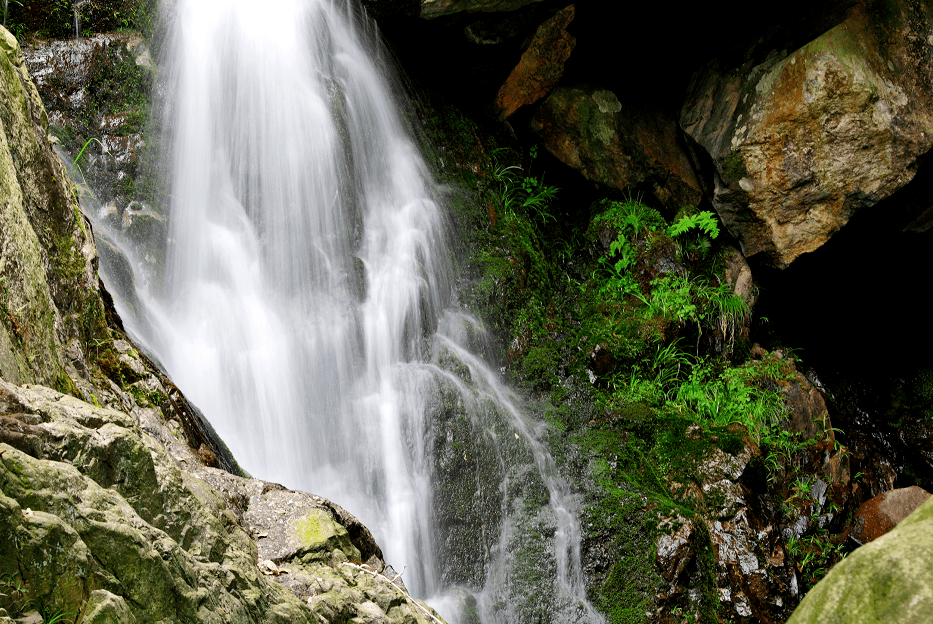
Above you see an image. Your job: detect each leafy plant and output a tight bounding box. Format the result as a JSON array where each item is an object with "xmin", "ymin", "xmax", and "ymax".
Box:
[
  {"xmin": 42, "ymin": 609, "xmax": 76, "ymax": 624},
  {"xmin": 0, "ymin": 573, "xmax": 28, "ymax": 615},
  {"xmin": 786, "ymin": 531, "xmax": 847, "ymax": 591},
  {"xmin": 668, "ymin": 210, "xmax": 720, "ymax": 239},
  {"xmin": 490, "ymin": 150, "xmax": 559, "ymax": 225}
]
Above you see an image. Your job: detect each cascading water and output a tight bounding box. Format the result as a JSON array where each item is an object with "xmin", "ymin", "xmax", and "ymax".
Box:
[{"xmin": 94, "ymin": 0, "xmax": 605, "ymax": 621}]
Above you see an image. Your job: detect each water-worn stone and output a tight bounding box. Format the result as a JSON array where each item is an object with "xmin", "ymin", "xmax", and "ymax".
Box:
[
  {"xmin": 787, "ymin": 496, "xmax": 933, "ymax": 623},
  {"xmin": 850, "ymin": 485, "xmax": 931, "ymax": 545},
  {"xmin": 493, "ymin": 5, "xmax": 575, "ymax": 121},
  {"xmin": 532, "ymin": 85, "xmax": 703, "ymax": 211},
  {"xmin": 681, "ymin": 0, "xmax": 933, "ymax": 268}
]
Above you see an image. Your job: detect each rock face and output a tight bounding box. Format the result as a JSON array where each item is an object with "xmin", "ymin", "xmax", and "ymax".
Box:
[
  {"xmin": 656, "ymin": 440, "xmax": 800, "ymax": 622},
  {"xmin": 788, "ymin": 496, "xmax": 933, "ymax": 623},
  {"xmin": 532, "ymin": 86, "xmax": 703, "ymax": 211},
  {"xmin": 0, "ymin": 26, "xmax": 102, "ymax": 388},
  {"xmin": 681, "ymin": 0, "xmax": 933, "ymax": 268},
  {"xmin": 22, "ymin": 34, "xmax": 159, "ymax": 260},
  {"xmin": 850, "ymin": 485, "xmax": 931, "ymax": 545},
  {"xmin": 493, "ymin": 5, "xmax": 575, "ymax": 121}
]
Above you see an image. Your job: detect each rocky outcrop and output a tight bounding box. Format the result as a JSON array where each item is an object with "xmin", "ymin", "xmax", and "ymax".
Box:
[
  {"xmin": 681, "ymin": 0, "xmax": 933, "ymax": 268},
  {"xmin": 532, "ymin": 86, "xmax": 703, "ymax": 211},
  {"xmin": 787, "ymin": 496, "xmax": 933, "ymax": 623},
  {"xmin": 493, "ymin": 5, "xmax": 574, "ymax": 121},
  {"xmin": 0, "ymin": 25, "xmax": 102, "ymax": 388},
  {"xmin": 645, "ymin": 352, "xmax": 854, "ymax": 623},
  {"xmin": 657, "ymin": 438, "xmax": 800, "ymax": 622},
  {"xmin": 0, "ymin": 376, "xmax": 445, "ymax": 623}
]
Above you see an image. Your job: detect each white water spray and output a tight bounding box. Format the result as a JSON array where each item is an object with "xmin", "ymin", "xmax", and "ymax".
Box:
[{"xmin": 99, "ymin": 0, "xmax": 604, "ymax": 620}]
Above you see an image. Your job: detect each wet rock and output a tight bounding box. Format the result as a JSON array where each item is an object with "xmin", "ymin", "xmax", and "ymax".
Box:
[
  {"xmin": 752, "ymin": 348, "xmax": 839, "ymax": 450},
  {"xmin": 532, "ymin": 86, "xmax": 703, "ymax": 211},
  {"xmin": 428, "ymin": 374, "xmax": 504, "ymax": 589},
  {"xmin": 493, "ymin": 5, "xmax": 575, "ymax": 121},
  {"xmin": 681, "ymin": 0, "xmax": 933, "ymax": 268},
  {"xmin": 850, "ymin": 485, "xmax": 931, "ymax": 545},
  {"xmin": 656, "ymin": 432, "xmax": 800, "ymax": 622},
  {"xmin": 656, "ymin": 516, "xmax": 694, "ymax": 592},
  {"xmin": 788, "ymin": 497, "xmax": 933, "ymax": 624},
  {"xmin": 723, "ymin": 246, "xmax": 755, "ymax": 308},
  {"xmin": 23, "ymin": 33, "xmax": 154, "ymax": 219}
]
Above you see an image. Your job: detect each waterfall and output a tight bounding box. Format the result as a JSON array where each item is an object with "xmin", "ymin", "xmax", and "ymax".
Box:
[{"xmin": 97, "ymin": 0, "xmax": 604, "ymax": 621}]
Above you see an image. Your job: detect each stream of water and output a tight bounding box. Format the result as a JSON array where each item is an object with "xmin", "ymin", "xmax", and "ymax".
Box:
[{"xmin": 94, "ymin": 0, "xmax": 604, "ymax": 621}]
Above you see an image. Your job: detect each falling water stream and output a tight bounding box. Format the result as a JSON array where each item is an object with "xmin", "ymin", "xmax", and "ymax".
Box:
[{"xmin": 88, "ymin": 0, "xmax": 604, "ymax": 621}]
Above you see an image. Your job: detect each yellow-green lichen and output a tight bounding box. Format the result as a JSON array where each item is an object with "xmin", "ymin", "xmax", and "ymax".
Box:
[{"xmin": 294, "ymin": 509, "xmax": 360, "ymax": 560}]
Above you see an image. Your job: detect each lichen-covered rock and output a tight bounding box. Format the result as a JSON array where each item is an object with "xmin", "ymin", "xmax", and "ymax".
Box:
[
  {"xmin": 0, "ymin": 25, "xmax": 103, "ymax": 389},
  {"xmin": 681, "ymin": 0, "xmax": 933, "ymax": 268},
  {"xmin": 531, "ymin": 85, "xmax": 703, "ymax": 211},
  {"xmin": 788, "ymin": 496, "xmax": 933, "ymax": 624},
  {"xmin": 82, "ymin": 590, "xmax": 137, "ymax": 624},
  {"xmin": 0, "ymin": 378, "xmax": 445, "ymax": 624},
  {"xmin": 493, "ymin": 5, "xmax": 575, "ymax": 121}
]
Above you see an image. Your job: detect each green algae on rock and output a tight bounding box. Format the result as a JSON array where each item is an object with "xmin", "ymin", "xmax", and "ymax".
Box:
[{"xmin": 787, "ymin": 496, "xmax": 933, "ymax": 624}]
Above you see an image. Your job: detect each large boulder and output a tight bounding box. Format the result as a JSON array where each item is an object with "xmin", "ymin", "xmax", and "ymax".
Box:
[
  {"xmin": 493, "ymin": 4, "xmax": 575, "ymax": 121},
  {"xmin": 681, "ymin": 0, "xmax": 933, "ymax": 268},
  {"xmin": 787, "ymin": 496, "xmax": 933, "ymax": 623},
  {"xmin": 531, "ymin": 85, "xmax": 703, "ymax": 210},
  {"xmin": 850, "ymin": 485, "xmax": 931, "ymax": 545}
]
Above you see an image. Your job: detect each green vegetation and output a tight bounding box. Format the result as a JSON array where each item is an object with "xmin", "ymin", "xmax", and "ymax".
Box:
[
  {"xmin": 441, "ymin": 132, "xmax": 840, "ymax": 621},
  {"xmin": 0, "ymin": 573, "xmax": 75, "ymax": 624},
  {"xmin": 5, "ymin": 0, "xmax": 155, "ymax": 41}
]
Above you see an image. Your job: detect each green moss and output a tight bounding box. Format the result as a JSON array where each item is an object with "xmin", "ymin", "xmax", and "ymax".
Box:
[
  {"xmin": 692, "ymin": 520, "xmax": 720, "ymax": 624},
  {"xmin": 722, "ymin": 151, "xmax": 748, "ymax": 182},
  {"xmin": 54, "ymin": 372, "xmax": 81, "ymax": 399},
  {"xmin": 590, "ymin": 498, "xmax": 662, "ymax": 624}
]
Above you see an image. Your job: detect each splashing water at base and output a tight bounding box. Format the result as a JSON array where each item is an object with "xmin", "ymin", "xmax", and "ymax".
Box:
[{"xmin": 97, "ymin": 0, "xmax": 604, "ymax": 621}]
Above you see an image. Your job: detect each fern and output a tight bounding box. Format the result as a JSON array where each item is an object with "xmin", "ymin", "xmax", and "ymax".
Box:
[{"xmin": 667, "ymin": 210, "xmax": 720, "ymax": 239}]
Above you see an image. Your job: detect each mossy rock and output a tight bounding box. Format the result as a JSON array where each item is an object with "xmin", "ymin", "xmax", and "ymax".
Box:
[{"xmin": 787, "ymin": 497, "xmax": 933, "ymax": 623}]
